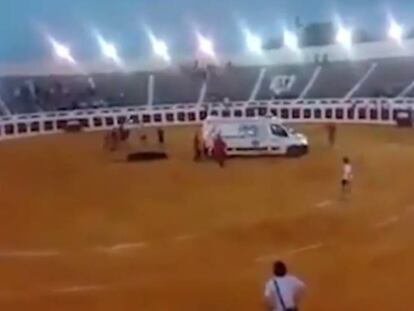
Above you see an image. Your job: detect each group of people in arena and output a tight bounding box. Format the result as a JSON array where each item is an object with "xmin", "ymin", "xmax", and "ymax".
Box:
[
  {"xmin": 193, "ymin": 130, "xmax": 227, "ymax": 167},
  {"xmin": 103, "ymin": 123, "xmax": 227, "ymax": 167},
  {"xmin": 104, "ymin": 125, "xmax": 166, "ymax": 151},
  {"xmin": 102, "ymin": 122, "xmax": 354, "ymax": 311},
  {"xmin": 104, "ymin": 122, "xmax": 353, "ymax": 189},
  {"xmin": 103, "ymin": 123, "xmax": 131, "ymax": 151}
]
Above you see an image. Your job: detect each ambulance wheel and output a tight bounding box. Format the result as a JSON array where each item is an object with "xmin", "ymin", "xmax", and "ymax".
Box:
[{"xmin": 287, "ymin": 146, "xmax": 307, "ymax": 157}]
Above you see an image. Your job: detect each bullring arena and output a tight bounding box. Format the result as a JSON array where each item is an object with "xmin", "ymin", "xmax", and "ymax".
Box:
[
  {"xmin": 1, "ymin": 121, "xmax": 414, "ymax": 310},
  {"xmin": 2, "ymin": 15, "xmax": 414, "ymax": 310}
]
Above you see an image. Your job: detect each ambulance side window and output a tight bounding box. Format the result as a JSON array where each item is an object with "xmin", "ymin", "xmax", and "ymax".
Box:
[
  {"xmin": 239, "ymin": 125, "xmax": 258, "ymax": 138},
  {"xmin": 270, "ymin": 124, "xmax": 288, "ymax": 137}
]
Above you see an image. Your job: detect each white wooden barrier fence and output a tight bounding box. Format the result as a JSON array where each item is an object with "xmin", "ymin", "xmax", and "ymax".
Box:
[{"xmin": 0, "ymin": 98, "xmax": 413, "ymax": 141}]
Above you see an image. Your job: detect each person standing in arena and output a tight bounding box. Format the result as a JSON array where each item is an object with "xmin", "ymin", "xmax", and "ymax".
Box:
[
  {"xmin": 327, "ymin": 123, "xmax": 336, "ymax": 147},
  {"xmin": 193, "ymin": 131, "xmax": 202, "ymax": 162},
  {"xmin": 103, "ymin": 128, "xmax": 119, "ymax": 152},
  {"xmin": 157, "ymin": 128, "xmax": 165, "ymax": 145},
  {"xmin": 264, "ymin": 261, "xmax": 306, "ymax": 311},
  {"xmin": 341, "ymin": 157, "xmax": 353, "ymax": 199},
  {"xmin": 212, "ymin": 134, "xmax": 227, "ymax": 167},
  {"xmin": 118, "ymin": 123, "xmax": 130, "ymax": 142}
]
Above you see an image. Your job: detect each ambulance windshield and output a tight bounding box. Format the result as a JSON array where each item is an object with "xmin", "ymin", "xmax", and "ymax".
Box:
[{"xmin": 270, "ymin": 124, "xmax": 288, "ymax": 137}]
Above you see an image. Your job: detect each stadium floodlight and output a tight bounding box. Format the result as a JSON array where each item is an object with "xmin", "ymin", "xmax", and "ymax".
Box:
[
  {"xmin": 49, "ymin": 37, "xmax": 76, "ymax": 65},
  {"xmin": 148, "ymin": 34, "xmax": 170, "ymax": 62},
  {"xmin": 153, "ymin": 39, "xmax": 170, "ymax": 62},
  {"xmin": 283, "ymin": 30, "xmax": 299, "ymax": 50},
  {"xmin": 336, "ymin": 27, "xmax": 352, "ymax": 49},
  {"xmin": 197, "ymin": 33, "xmax": 215, "ymax": 58},
  {"xmin": 96, "ymin": 34, "xmax": 122, "ymax": 65},
  {"xmin": 388, "ymin": 21, "xmax": 403, "ymax": 43},
  {"xmin": 245, "ymin": 30, "xmax": 263, "ymax": 54}
]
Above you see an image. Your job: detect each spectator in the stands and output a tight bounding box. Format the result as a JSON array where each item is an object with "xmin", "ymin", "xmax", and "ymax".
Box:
[{"xmin": 87, "ymin": 77, "xmax": 97, "ymax": 96}]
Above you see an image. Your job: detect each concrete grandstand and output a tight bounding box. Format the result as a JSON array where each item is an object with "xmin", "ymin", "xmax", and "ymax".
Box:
[{"xmin": 1, "ymin": 36, "xmax": 414, "ymax": 116}]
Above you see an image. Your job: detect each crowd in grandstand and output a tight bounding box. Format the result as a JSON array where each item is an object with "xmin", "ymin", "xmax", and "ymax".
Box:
[{"xmin": 1, "ymin": 55, "xmax": 414, "ymax": 115}]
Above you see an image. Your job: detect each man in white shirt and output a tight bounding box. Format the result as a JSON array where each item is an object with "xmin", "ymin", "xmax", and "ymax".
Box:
[
  {"xmin": 341, "ymin": 157, "xmax": 353, "ymax": 198},
  {"xmin": 264, "ymin": 261, "xmax": 306, "ymax": 311}
]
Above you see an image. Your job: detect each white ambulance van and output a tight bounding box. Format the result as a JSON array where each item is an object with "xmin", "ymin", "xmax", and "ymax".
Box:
[{"xmin": 202, "ymin": 116, "xmax": 308, "ymax": 156}]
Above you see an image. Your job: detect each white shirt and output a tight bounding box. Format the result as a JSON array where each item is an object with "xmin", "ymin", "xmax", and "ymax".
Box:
[
  {"xmin": 264, "ymin": 275, "xmax": 305, "ymax": 310},
  {"xmin": 342, "ymin": 163, "xmax": 353, "ymax": 181}
]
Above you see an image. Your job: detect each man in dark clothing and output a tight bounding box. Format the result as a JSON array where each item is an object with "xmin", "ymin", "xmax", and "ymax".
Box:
[
  {"xmin": 212, "ymin": 134, "xmax": 227, "ymax": 167},
  {"xmin": 193, "ymin": 132, "xmax": 202, "ymax": 162},
  {"xmin": 157, "ymin": 128, "xmax": 165, "ymax": 145},
  {"xmin": 327, "ymin": 123, "xmax": 337, "ymax": 147}
]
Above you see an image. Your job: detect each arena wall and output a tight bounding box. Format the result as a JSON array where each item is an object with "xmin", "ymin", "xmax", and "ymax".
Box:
[{"xmin": 0, "ymin": 98, "xmax": 413, "ymax": 141}]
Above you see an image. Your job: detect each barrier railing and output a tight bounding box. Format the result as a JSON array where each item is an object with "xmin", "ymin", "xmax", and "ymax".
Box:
[{"xmin": 0, "ymin": 98, "xmax": 412, "ymax": 141}]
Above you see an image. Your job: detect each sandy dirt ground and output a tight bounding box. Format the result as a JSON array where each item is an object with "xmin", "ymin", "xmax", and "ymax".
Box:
[{"xmin": 1, "ymin": 124, "xmax": 414, "ymax": 311}]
